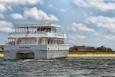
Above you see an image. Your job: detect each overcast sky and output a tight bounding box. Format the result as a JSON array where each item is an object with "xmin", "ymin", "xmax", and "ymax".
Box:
[{"xmin": 0, "ymin": 0, "xmax": 115, "ymax": 49}]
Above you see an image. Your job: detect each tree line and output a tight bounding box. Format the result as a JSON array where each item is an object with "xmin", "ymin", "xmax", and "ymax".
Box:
[{"xmin": 69, "ymin": 46, "xmax": 113, "ymax": 52}]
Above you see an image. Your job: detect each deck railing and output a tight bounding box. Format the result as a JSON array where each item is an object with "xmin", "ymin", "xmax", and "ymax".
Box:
[{"xmin": 9, "ymin": 32, "xmax": 66, "ymax": 38}]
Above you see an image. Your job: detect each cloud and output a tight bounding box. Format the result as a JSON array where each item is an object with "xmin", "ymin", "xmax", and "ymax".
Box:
[
  {"xmin": 0, "ymin": 4, "xmax": 6, "ymax": 13},
  {"xmin": 68, "ymin": 34, "xmax": 87, "ymax": 44},
  {"xmin": 87, "ymin": 16, "xmax": 115, "ymax": 33},
  {"xmin": 0, "ymin": 4, "xmax": 13, "ymax": 13},
  {"xmin": 73, "ymin": 0, "xmax": 115, "ymax": 11},
  {"xmin": 73, "ymin": 0, "xmax": 89, "ymax": 7},
  {"xmin": 49, "ymin": 15, "xmax": 58, "ymax": 21},
  {"xmin": 24, "ymin": 7, "xmax": 58, "ymax": 21},
  {"xmin": 105, "ymin": 34, "xmax": 115, "ymax": 41},
  {"xmin": 10, "ymin": 7, "xmax": 58, "ymax": 21},
  {"xmin": 0, "ymin": 0, "xmax": 40, "ymax": 13},
  {"xmin": 69, "ymin": 34, "xmax": 86, "ymax": 40},
  {"xmin": 72, "ymin": 22, "xmax": 95, "ymax": 32},
  {"xmin": 0, "ymin": 0, "xmax": 39, "ymax": 5},
  {"xmin": 11, "ymin": 13, "xmax": 23, "ymax": 20},
  {"xmin": 0, "ymin": 21, "xmax": 14, "ymax": 32}
]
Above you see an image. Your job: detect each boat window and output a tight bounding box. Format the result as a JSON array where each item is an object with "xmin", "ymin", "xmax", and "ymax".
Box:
[
  {"xmin": 37, "ymin": 27, "xmax": 57, "ymax": 32},
  {"xmin": 48, "ymin": 38, "xmax": 64, "ymax": 44}
]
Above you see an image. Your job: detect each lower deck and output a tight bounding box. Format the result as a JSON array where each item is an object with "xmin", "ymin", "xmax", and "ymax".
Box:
[{"xmin": 4, "ymin": 44, "xmax": 69, "ymax": 59}]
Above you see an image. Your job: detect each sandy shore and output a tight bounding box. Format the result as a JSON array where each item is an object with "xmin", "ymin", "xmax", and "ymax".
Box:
[
  {"xmin": 68, "ymin": 54, "xmax": 115, "ymax": 57},
  {"xmin": 1, "ymin": 52, "xmax": 115, "ymax": 59},
  {"xmin": 0, "ymin": 53, "xmax": 3, "ymax": 59},
  {"xmin": 0, "ymin": 54, "xmax": 3, "ymax": 57}
]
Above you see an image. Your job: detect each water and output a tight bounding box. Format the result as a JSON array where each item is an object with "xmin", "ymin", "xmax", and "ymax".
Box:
[{"xmin": 0, "ymin": 58, "xmax": 115, "ymax": 77}]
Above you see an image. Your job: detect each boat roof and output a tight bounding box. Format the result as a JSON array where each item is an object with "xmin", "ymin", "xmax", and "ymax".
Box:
[{"xmin": 15, "ymin": 23, "xmax": 61, "ymax": 28}]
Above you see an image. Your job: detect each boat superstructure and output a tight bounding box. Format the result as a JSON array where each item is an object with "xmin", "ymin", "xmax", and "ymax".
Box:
[{"xmin": 4, "ymin": 23, "xmax": 69, "ymax": 59}]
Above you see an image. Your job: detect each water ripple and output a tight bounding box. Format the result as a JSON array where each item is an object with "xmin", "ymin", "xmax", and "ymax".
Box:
[{"xmin": 0, "ymin": 58, "xmax": 115, "ymax": 77}]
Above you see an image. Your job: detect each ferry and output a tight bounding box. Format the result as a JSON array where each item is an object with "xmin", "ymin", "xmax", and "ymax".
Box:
[{"xmin": 4, "ymin": 23, "xmax": 69, "ymax": 59}]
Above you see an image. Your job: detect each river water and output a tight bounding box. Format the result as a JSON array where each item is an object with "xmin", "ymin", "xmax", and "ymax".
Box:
[{"xmin": 0, "ymin": 58, "xmax": 115, "ymax": 77}]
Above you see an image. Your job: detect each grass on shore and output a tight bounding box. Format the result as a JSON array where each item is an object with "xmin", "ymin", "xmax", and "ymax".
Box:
[
  {"xmin": 68, "ymin": 51, "xmax": 115, "ymax": 57},
  {"xmin": 0, "ymin": 52, "xmax": 3, "ymax": 59}
]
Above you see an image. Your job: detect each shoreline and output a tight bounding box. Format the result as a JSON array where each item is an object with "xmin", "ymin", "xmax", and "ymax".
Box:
[
  {"xmin": 68, "ymin": 51, "xmax": 115, "ymax": 58},
  {"xmin": 68, "ymin": 54, "xmax": 115, "ymax": 58},
  {"xmin": 1, "ymin": 52, "xmax": 115, "ymax": 59},
  {"xmin": 0, "ymin": 52, "xmax": 3, "ymax": 59}
]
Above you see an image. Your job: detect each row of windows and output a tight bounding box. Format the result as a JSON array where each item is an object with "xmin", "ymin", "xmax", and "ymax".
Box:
[
  {"xmin": 14, "ymin": 28, "xmax": 57, "ymax": 33},
  {"xmin": 8, "ymin": 38, "xmax": 64, "ymax": 45},
  {"xmin": 48, "ymin": 39, "xmax": 64, "ymax": 44}
]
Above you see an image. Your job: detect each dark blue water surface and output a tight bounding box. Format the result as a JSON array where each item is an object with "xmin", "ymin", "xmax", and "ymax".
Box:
[{"xmin": 0, "ymin": 58, "xmax": 115, "ymax": 77}]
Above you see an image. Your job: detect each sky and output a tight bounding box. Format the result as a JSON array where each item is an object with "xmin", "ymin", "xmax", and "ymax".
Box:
[{"xmin": 0, "ymin": 0, "xmax": 115, "ymax": 49}]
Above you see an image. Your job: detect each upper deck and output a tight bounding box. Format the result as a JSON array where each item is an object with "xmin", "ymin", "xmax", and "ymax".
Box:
[
  {"xmin": 16, "ymin": 23, "xmax": 61, "ymax": 28},
  {"xmin": 9, "ymin": 23, "xmax": 66, "ymax": 38}
]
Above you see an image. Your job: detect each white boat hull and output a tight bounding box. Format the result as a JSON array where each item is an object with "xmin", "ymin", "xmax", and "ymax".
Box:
[{"xmin": 4, "ymin": 44, "xmax": 69, "ymax": 59}]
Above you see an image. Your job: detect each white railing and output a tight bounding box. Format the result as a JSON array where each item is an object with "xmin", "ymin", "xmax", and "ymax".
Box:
[{"xmin": 9, "ymin": 32, "xmax": 66, "ymax": 38}]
